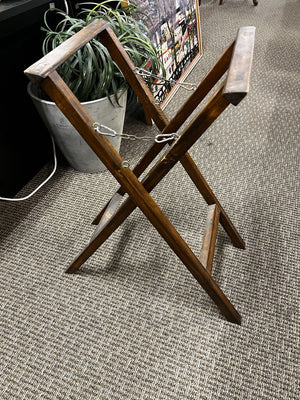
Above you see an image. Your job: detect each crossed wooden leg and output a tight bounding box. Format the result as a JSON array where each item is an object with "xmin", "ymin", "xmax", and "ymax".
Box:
[
  {"xmin": 25, "ymin": 20, "xmax": 255, "ymax": 323},
  {"xmin": 66, "ymin": 84, "xmax": 243, "ymax": 324}
]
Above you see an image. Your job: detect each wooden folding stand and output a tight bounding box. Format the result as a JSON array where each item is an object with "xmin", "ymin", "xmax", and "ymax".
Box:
[{"xmin": 25, "ymin": 21, "xmax": 255, "ymax": 324}]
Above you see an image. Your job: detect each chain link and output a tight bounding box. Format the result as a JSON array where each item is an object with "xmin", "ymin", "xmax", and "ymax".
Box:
[
  {"xmin": 92, "ymin": 67, "xmax": 193, "ymax": 144},
  {"xmin": 93, "ymin": 123, "xmax": 177, "ymax": 143},
  {"xmin": 93, "ymin": 66, "xmax": 190, "ymax": 143},
  {"xmin": 135, "ymin": 67, "xmax": 197, "ymax": 91}
]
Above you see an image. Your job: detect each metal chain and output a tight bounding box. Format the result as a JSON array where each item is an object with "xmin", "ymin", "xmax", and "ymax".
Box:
[
  {"xmin": 135, "ymin": 67, "xmax": 197, "ymax": 91},
  {"xmin": 93, "ymin": 123, "xmax": 177, "ymax": 144},
  {"xmin": 92, "ymin": 67, "xmax": 191, "ymax": 144}
]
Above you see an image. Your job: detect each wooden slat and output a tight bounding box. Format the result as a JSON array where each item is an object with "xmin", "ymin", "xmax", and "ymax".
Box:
[
  {"xmin": 223, "ymin": 26, "xmax": 255, "ymax": 105},
  {"xmin": 90, "ymin": 193, "xmax": 123, "ymax": 241},
  {"xmin": 24, "ymin": 20, "xmax": 109, "ymax": 82},
  {"xmin": 179, "ymin": 155, "xmax": 245, "ymax": 249},
  {"xmin": 199, "ymin": 204, "xmax": 220, "ymax": 274}
]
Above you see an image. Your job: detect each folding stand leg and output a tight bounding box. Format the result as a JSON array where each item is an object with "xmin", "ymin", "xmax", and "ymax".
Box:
[
  {"xmin": 63, "ymin": 82, "xmax": 241, "ymax": 323},
  {"xmin": 179, "ymin": 153, "xmax": 245, "ymax": 249},
  {"xmin": 25, "ymin": 21, "xmax": 255, "ymax": 323},
  {"xmin": 65, "ymin": 27, "xmax": 254, "ymax": 325},
  {"xmin": 83, "ymin": 78, "xmax": 245, "ymax": 280},
  {"xmin": 91, "ymin": 37, "xmax": 235, "ymax": 226},
  {"xmin": 199, "ymin": 204, "xmax": 220, "ymax": 274}
]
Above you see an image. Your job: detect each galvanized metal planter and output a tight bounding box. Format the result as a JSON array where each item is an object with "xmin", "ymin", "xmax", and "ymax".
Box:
[{"xmin": 28, "ymin": 82, "xmax": 127, "ymax": 173}]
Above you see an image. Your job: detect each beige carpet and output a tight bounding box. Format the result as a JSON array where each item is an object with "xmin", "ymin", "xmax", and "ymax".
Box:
[{"xmin": 0, "ymin": 0, "xmax": 299, "ymax": 398}]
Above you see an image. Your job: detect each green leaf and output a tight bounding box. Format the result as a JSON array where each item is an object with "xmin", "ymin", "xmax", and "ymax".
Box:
[{"xmin": 41, "ymin": 1, "xmax": 162, "ymax": 102}]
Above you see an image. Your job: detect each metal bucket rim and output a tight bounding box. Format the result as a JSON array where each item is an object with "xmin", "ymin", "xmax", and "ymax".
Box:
[{"xmin": 27, "ymin": 81, "xmax": 127, "ymax": 107}]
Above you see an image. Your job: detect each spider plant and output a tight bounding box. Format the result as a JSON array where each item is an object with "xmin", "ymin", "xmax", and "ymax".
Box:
[{"xmin": 41, "ymin": 0, "xmax": 163, "ymax": 103}]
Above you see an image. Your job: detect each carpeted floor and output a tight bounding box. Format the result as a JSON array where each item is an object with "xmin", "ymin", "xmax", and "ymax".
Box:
[{"xmin": 0, "ymin": 0, "xmax": 299, "ymax": 399}]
